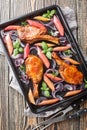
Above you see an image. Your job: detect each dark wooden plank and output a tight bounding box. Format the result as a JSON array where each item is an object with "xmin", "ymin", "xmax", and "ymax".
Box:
[
  {"xmin": 0, "ymin": 55, "xmax": 9, "ymax": 130},
  {"xmin": 0, "ymin": 0, "xmax": 9, "ymax": 130},
  {"xmin": 76, "ymin": 0, "xmax": 87, "ymax": 58},
  {"xmin": 0, "ymin": 0, "xmax": 10, "ymax": 22},
  {"xmin": 0, "ymin": 0, "xmax": 87, "ymax": 130},
  {"xmin": 76, "ymin": 1, "xmax": 87, "ymax": 130},
  {"xmin": 10, "ymin": 0, "xmax": 32, "ymax": 18}
]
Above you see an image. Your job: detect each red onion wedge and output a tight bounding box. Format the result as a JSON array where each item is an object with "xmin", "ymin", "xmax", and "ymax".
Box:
[
  {"xmin": 64, "ymin": 84, "xmax": 76, "ymax": 91},
  {"xmin": 36, "ymin": 97, "xmax": 47, "ymax": 105},
  {"xmin": 52, "ymin": 91, "xmax": 63, "ymax": 100},
  {"xmin": 14, "ymin": 58, "xmax": 24, "ymax": 67},
  {"xmin": 46, "ymin": 68, "xmax": 59, "ymax": 76},
  {"xmin": 11, "ymin": 53, "xmax": 24, "ymax": 59},
  {"xmin": 54, "ymin": 82, "xmax": 64, "ymax": 91}
]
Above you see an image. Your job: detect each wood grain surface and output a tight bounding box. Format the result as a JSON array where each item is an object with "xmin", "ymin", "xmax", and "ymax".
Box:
[{"xmin": 0, "ymin": 0, "xmax": 87, "ymax": 130}]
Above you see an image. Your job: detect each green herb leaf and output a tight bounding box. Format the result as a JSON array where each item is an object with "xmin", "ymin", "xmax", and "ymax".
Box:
[
  {"xmin": 41, "ymin": 87, "xmax": 44, "ymax": 90},
  {"xmin": 64, "ymin": 49, "xmax": 72, "ymax": 55},
  {"xmin": 42, "ymin": 50, "xmax": 47, "ymax": 54},
  {"xmin": 42, "ymin": 13, "xmax": 48, "ymax": 18},
  {"xmin": 52, "ymin": 72, "xmax": 56, "ymax": 77},
  {"xmin": 42, "ymin": 9, "xmax": 56, "ymax": 19},
  {"xmin": 47, "ymin": 10, "xmax": 51, "ymax": 15},
  {"xmin": 84, "ymin": 84, "xmax": 87, "ymax": 88},
  {"xmin": 44, "ymin": 87, "xmax": 49, "ymax": 91},
  {"xmin": 49, "ymin": 30, "xmax": 54, "ymax": 36},
  {"xmin": 41, "ymin": 81, "xmax": 50, "ymax": 91},
  {"xmin": 42, "ymin": 81, "xmax": 47, "ymax": 88},
  {"xmin": 19, "ymin": 47, "xmax": 24, "ymax": 53},
  {"xmin": 43, "ymin": 90, "xmax": 50, "ymax": 97},
  {"xmin": 53, "ymin": 70, "xmax": 59, "ymax": 76},
  {"xmin": 47, "ymin": 47, "xmax": 53, "ymax": 52},
  {"xmin": 20, "ymin": 65, "xmax": 26, "ymax": 72},
  {"xmin": 46, "ymin": 51, "xmax": 52, "ymax": 59},
  {"xmin": 50, "ymin": 10, "xmax": 56, "ymax": 16},
  {"xmin": 13, "ymin": 48, "xmax": 19, "ymax": 56},
  {"xmin": 21, "ymin": 21, "xmax": 27, "ymax": 26},
  {"xmin": 41, "ymin": 41, "xmax": 48, "ymax": 50},
  {"xmin": 84, "ymin": 78, "xmax": 87, "ymax": 83},
  {"xmin": 13, "ymin": 40, "xmax": 20, "ymax": 49}
]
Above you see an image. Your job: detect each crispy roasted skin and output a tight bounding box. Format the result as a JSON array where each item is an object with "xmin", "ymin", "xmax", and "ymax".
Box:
[
  {"xmin": 25, "ymin": 55, "xmax": 43, "ymax": 98},
  {"xmin": 52, "ymin": 52, "xmax": 83, "ymax": 85},
  {"xmin": 17, "ymin": 25, "xmax": 59, "ymax": 44}
]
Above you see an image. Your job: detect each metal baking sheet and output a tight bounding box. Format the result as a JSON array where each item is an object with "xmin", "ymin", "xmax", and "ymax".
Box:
[{"xmin": 0, "ymin": 5, "xmax": 87, "ymax": 113}]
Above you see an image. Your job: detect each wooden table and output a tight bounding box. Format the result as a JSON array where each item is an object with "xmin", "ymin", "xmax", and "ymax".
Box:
[{"xmin": 0, "ymin": 0, "xmax": 87, "ymax": 130}]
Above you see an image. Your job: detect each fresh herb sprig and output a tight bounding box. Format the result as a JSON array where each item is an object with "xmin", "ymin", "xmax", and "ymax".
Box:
[
  {"xmin": 41, "ymin": 81, "xmax": 50, "ymax": 97},
  {"xmin": 42, "ymin": 9, "xmax": 56, "ymax": 19},
  {"xmin": 13, "ymin": 40, "xmax": 24, "ymax": 56},
  {"xmin": 64, "ymin": 49, "xmax": 72, "ymax": 55},
  {"xmin": 21, "ymin": 21, "xmax": 28, "ymax": 26},
  {"xmin": 41, "ymin": 41, "xmax": 52, "ymax": 59},
  {"xmin": 84, "ymin": 78, "xmax": 87, "ymax": 88},
  {"xmin": 20, "ymin": 65, "xmax": 26, "ymax": 72}
]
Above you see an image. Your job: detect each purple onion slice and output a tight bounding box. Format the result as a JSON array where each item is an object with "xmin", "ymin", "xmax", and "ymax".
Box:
[
  {"xmin": 36, "ymin": 97, "xmax": 47, "ymax": 105},
  {"xmin": 11, "ymin": 53, "xmax": 24, "ymax": 59},
  {"xmin": 80, "ymin": 83, "xmax": 85, "ymax": 90},
  {"xmin": 50, "ymin": 59, "xmax": 56, "ymax": 69},
  {"xmin": 64, "ymin": 84, "xmax": 76, "ymax": 91},
  {"xmin": 46, "ymin": 68, "xmax": 58, "ymax": 76},
  {"xmin": 20, "ymin": 75, "xmax": 29, "ymax": 85},
  {"xmin": 30, "ymin": 46, "xmax": 37, "ymax": 55},
  {"xmin": 18, "ymin": 68, "xmax": 29, "ymax": 85},
  {"xmin": 14, "ymin": 58, "xmax": 24, "ymax": 67},
  {"xmin": 52, "ymin": 90, "xmax": 63, "ymax": 100},
  {"xmin": 55, "ymin": 82, "xmax": 64, "ymax": 91}
]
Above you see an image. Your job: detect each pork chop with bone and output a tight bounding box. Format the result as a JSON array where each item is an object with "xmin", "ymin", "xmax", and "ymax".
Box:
[{"xmin": 17, "ymin": 20, "xmax": 59, "ymax": 44}]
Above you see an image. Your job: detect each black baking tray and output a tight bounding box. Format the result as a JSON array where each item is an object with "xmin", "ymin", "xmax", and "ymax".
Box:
[{"xmin": 0, "ymin": 5, "xmax": 87, "ymax": 113}]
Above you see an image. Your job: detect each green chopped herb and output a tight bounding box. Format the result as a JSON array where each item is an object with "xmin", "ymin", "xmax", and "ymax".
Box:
[
  {"xmin": 42, "ymin": 81, "xmax": 47, "ymax": 89},
  {"xmin": 43, "ymin": 90, "xmax": 50, "ymax": 97},
  {"xmin": 42, "ymin": 41, "xmax": 48, "ymax": 50},
  {"xmin": 47, "ymin": 10, "xmax": 50, "ymax": 14},
  {"xmin": 84, "ymin": 78, "xmax": 87, "ymax": 88},
  {"xmin": 47, "ymin": 47, "xmax": 53, "ymax": 52},
  {"xmin": 49, "ymin": 30, "xmax": 54, "ymax": 36},
  {"xmin": 13, "ymin": 39, "xmax": 24, "ymax": 55},
  {"xmin": 64, "ymin": 49, "xmax": 72, "ymax": 55},
  {"xmin": 20, "ymin": 65, "xmax": 26, "ymax": 72},
  {"xmin": 84, "ymin": 78, "xmax": 87, "ymax": 83},
  {"xmin": 41, "ymin": 41, "xmax": 53, "ymax": 59},
  {"xmin": 42, "ymin": 50, "xmax": 47, "ymax": 54},
  {"xmin": 50, "ymin": 9, "xmax": 56, "ymax": 16},
  {"xmin": 41, "ymin": 81, "xmax": 50, "ymax": 97},
  {"xmin": 42, "ymin": 9, "xmax": 56, "ymax": 19},
  {"xmin": 46, "ymin": 51, "xmax": 52, "ymax": 59},
  {"xmin": 19, "ymin": 47, "xmax": 24, "ymax": 53},
  {"xmin": 21, "ymin": 21, "xmax": 27, "ymax": 26},
  {"xmin": 52, "ymin": 72, "xmax": 58, "ymax": 76},
  {"xmin": 84, "ymin": 84, "xmax": 87, "ymax": 88},
  {"xmin": 45, "ymin": 87, "xmax": 50, "ymax": 91},
  {"xmin": 13, "ymin": 40, "xmax": 20, "ymax": 49},
  {"xmin": 41, "ymin": 81, "xmax": 50, "ymax": 91},
  {"xmin": 13, "ymin": 48, "xmax": 19, "ymax": 56},
  {"xmin": 42, "ymin": 13, "xmax": 48, "ymax": 18}
]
